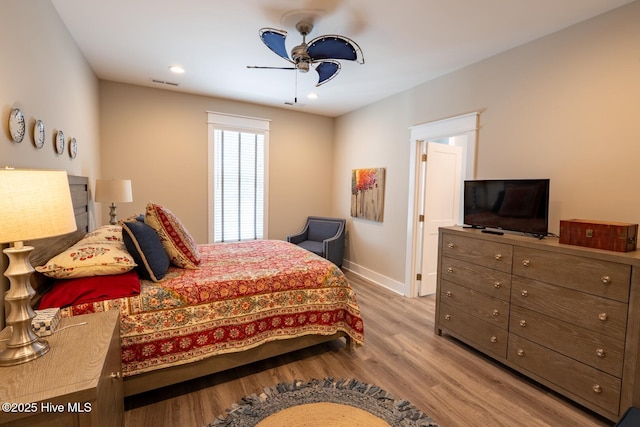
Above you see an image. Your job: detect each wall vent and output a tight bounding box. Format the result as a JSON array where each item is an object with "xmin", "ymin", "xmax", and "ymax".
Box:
[{"xmin": 150, "ymin": 78, "xmax": 179, "ymax": 87}]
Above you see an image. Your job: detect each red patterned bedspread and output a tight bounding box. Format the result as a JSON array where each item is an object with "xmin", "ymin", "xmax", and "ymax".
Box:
[{"xmin": 59, "ymin": 240, "xmax": 364, "ymax": 376}]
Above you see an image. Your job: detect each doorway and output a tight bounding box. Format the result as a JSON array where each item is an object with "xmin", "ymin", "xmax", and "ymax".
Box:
[{"xmin": 405, "ymin": 113, "xmax": 479, "ymax": 297}]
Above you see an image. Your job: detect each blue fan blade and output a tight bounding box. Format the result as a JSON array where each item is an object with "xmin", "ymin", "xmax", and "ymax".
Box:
[
  {"xmin": 307, "ymin": 35, "xmax": 364, "ymax": 63},
  {"xmin": 259, "ymin": 28, "xmax": 291, "ymax": 61},
  {"xmin": 315, "ymin": 61, "xmax": 341, "ymax": 86}
]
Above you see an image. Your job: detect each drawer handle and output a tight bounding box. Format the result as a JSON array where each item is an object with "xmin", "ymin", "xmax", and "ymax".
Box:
[
  {"xmin": 445, "ymin": 291, "xmax": 452, "ymax": 297},
  {"xmin": 519, "ymin": 320, "xmax": 527, "ymax": 327},
  {"xmin": 517, "ymin": 349, "xmax": 525, "ymax": 357},
  {"xmin": 521, "ymin": 290, "xmax": 528, "ymax": 297},
  {"xmin": 598, "ymin": 312, "xmax": 608, "ymax": 322},
  {"xmin": 596, "ymin": 348, "xmax": 606, "ymax": 358},
  {"xmin": 493, "ymin": 282, "xmax": 501, "ymax": 289},
  {"xmin": 110, "ymin": 372, "xmax": 121, "ymax": 380},
  {"xmin": 447, "ymin": 242, "xmax": 455, "ymax": 249},
  {"xmin": 522, "ymin": 259, "xmax": 530, "ymax": 267},
  {"xmin": 490, "ymin": 336, "xmax": 497, "ymax": 343},
  {"xmin": 447, "ymin": 267, "xmax": 453, "ymax": 273},
  {"xmin": 492, "ymin": 309, "xmax": 500, "ymax": 317},
  {"xmin": 601, "ymin": 276, "xmax": 611, "ymax": 285},
  {"xmin": 444, "ymin": 314, "xmax": 451, "ymax": 321},
  {"xmin": 593, "ymin": 385, "xmax": 602, "ymax": 394},
  {"xmin": 495, "ymin": 254, "xmax": 502, "ymax": 261}
]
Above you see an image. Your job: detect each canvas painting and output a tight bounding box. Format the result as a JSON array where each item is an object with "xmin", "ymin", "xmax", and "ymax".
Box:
[{"xmin": 351, "ymin": 168, "xmax": 385, "ymax": 222}]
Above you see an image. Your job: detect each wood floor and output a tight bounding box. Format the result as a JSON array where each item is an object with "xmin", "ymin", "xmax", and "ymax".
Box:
[{"xmin": 124, "ymin": 271, "xmax": 614, "ymax": 427}]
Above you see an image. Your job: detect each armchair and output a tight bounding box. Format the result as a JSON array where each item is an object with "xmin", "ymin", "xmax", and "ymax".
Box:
[{"xmin": 287, "ymin": 216, "xmax": 346, "ymax": 267}]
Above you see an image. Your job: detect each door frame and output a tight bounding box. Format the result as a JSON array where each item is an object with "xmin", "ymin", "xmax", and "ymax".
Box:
[{"xmin": 405, "ymin": 112, "xmax": 479, "ymax": 297}]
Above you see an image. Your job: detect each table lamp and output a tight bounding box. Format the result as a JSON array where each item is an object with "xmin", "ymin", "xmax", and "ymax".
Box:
[
  {"xmin": 95, "ymin": 179, "xmax": 133, "ymax": 225},
  {"xmin": 0, "ymin": 168, "xmax": 77, "ymax": 366}
]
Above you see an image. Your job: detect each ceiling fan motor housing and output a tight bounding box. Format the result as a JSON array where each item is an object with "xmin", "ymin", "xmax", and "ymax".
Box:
[{"xmin": 291, "ymin": 44, "xmax": 311, "ymax": 72}]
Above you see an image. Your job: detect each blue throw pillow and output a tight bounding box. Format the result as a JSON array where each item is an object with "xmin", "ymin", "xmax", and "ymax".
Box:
[{"xmin": 121, "ymin": 220, "xmax": 170, "ymax": 282}]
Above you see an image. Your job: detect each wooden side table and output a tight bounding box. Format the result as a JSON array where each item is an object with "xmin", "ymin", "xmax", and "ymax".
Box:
[{"xmin": 0, "ymin": 310, "xmax": 123, "ymax": 427}]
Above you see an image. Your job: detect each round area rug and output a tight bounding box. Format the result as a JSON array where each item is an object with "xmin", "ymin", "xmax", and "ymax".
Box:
[{"xmin": 210, "ymin": 378, "xmax": 439, "ymax": 427}]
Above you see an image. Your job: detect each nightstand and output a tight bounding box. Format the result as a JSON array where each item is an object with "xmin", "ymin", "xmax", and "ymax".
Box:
[{"xmin": 0, "ymin": 310, "xmax": 123, "ymax": 427}]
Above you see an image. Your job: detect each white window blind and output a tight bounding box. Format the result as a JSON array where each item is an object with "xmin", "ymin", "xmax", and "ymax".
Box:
[
  {"xmin": 213, "ymin": 129, "xmax": 264, "ymax": 242},
  {"xmin": 208, "ymin": 112, "xmax": 269, "ymax": 243}
]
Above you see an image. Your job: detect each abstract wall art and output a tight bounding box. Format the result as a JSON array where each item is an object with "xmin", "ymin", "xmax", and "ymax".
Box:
[{"xmin": 351, "ymin": 168, "xmax": 385, "ymax": 222}]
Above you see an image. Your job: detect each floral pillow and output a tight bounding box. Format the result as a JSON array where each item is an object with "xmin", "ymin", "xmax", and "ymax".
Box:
[
  {"xmin": 82, "ymin": 225, "xmax": 124, "ymax": 243},
  {"xmin": 36, "ymin": 239, "xmax": 136, "ymax": 279},
  {"xmin": 144, "ymin": 202, "xmax": 200, "ymax": 269}
]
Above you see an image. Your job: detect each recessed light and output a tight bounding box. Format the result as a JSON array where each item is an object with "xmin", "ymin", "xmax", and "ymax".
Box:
[
  {"xmin": 169, "ymin": 65, "xmax": 185, "ymax": 74},
  {"xmin": 307, "ymin": 93, "xmax": 319, "ymax": 100}
]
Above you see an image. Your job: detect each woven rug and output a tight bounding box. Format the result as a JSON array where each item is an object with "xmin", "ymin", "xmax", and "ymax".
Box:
[{"xmin": 210, "ymin": 378, "xmax": 439, "ymax": 427}]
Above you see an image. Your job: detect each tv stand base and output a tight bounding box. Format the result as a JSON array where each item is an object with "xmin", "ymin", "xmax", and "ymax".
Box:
[{"xmin": 481, "ymin": 229, "xmax": 504, "ymax": 235}]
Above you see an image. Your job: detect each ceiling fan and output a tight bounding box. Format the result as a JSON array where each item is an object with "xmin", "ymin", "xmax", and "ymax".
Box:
[{"xmin": 247, "ymin": 20, "xmax": 365, "ymax": 88}]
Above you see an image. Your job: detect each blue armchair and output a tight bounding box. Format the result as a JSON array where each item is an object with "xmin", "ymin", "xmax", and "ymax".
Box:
[{"xmin": 287, "ymin": 216, "xmax": 346, "ymax": 267}]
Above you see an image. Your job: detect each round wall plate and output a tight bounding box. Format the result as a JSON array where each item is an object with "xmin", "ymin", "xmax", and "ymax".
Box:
[
  {"xmin": 33, "ymin": 119, "xmax": 45, "ymax": 149},
  {"xmin": 9, "ymin": 108, "xmax": 26, "ymax": 143},
  {"xmin": 69, "ymin": 137, "xmax": 78, "ymax": 158},
  {"xmin": 55, "ymin": 130, "xmax": 65, "ymax": 154}
]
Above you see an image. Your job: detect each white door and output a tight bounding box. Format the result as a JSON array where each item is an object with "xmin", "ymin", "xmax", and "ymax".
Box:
[{"xmin": 419, "ymin": 142, "xmax": 463, "ymax": 296}]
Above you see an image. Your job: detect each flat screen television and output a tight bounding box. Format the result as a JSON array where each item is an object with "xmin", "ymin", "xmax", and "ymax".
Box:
[{"xmin": 463, "ymin": 179, "xmax": 550, "ymax": 237}]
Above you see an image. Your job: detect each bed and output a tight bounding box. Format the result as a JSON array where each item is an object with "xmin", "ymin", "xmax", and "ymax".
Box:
[{"xmin": 4, "ymin": 176, "xmax": 364, "ymax": 397}]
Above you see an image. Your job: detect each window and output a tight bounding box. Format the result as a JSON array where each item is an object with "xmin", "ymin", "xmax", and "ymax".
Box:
[{"xmin": 207, "ymin": 112, "xmax": 269, "ymax": 243}]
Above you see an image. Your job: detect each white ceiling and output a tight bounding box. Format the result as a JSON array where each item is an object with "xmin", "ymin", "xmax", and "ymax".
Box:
[{"xmin": 51, "ymin": 0, "xmax": 635, "ymax": 117}]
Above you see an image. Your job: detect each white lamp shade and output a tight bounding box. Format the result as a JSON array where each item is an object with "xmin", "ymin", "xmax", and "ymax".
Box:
[
  {"xmin": 0, "ymin": 169, "xmax": 77, "ymax": 243},
  {"xmin": 95, "ymin": 179, "xmax": 133, "ymax": 203}
]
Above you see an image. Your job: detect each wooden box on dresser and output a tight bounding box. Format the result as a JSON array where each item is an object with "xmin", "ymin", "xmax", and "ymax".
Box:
[
  {"xmin": 434, "ymin": 226, "xmax": 640, "ymax": 422},
  {"xmin": 0, "ymin": 310, "xmax": 123, "ymax": 427}
]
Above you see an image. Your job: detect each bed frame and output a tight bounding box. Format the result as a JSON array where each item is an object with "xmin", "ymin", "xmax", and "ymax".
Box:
[{"xmin": 2, "ymin": 175, "xmax": 352, "ymax": 397}]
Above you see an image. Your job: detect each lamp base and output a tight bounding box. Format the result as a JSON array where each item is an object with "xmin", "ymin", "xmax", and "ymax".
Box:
[
  {"xmin": 0, "ymin": 244, "xmax": 51, "ymax": 366},
  {"xmin": 0, "ymin": 334, "xmax": 49, "ymax": 366},
  {"xmin": 109, "ymin": 202, "xmax": 118, "ymax": 225}
]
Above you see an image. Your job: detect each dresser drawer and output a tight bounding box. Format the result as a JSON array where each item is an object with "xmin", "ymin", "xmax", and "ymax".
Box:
[
  {"xmin": 439, "ymin": 302, "xmax": 507, "ymax": 358},
  {"xmin": 441, "ymin": 256, "xmax": 511, "ymax": 301},
  {"xmin": 511, "ymin": 277, "xmax": 627, "ymax": 341},
  {"xmin": 441, "ymin": 280, "xmax": 509, "ymax": 328},
  {"xmin": 510, "ymin": 305, "xmax": 624, "ymax": 377},
  {"xmin": 508, "ymin": 335, "xmax": 621, "ymax": 415},
  {"xmin": 441, "ymin": 233, "xmax": 513, "ymax": 273},
  {"xmin": 512, "ymin": 247, "xmax": 631, "ymax": 302}
]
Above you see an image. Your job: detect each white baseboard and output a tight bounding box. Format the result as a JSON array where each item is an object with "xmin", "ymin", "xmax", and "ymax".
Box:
[{"xmin": 342, "ymin": 259, "xmax": 407, "ymax": 296}]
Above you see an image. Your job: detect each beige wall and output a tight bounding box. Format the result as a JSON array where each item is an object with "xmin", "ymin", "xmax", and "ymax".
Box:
[
  {"xmin": 0, "ymin": 0, "xmax": 101, "ymax": 326},
  {"xmin": 334, "ymin": 1, "xmax": 640, "ymax": 293},
  {"xmin": 99, "ymin": 81, "xmax": 334, "ymax": 242},
  {"xmin": 1, "ymin": 0, "xmax": 100, "ymax": 186}
]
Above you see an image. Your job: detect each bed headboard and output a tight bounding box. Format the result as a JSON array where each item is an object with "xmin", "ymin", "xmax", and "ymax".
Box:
[
  {"xmin": 28, "ymin": 175, "xmax": 89, "ymax": 266},
  {"xmin": 0, "ymin": 175, "xmax": 89, "ymax": 329}
]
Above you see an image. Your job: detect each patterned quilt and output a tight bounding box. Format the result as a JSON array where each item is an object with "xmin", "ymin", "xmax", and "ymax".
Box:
[{"xmin": 60, "ymin": 240, "xmax": 364, "ymax": 377}]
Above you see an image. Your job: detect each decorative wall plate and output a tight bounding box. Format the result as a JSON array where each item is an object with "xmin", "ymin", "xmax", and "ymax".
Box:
[
  {"xmin": 55, "ymin": 130, "xmax": 65, "ymax": 154},
  {"xmin": 69, "ymin": 137, "xmax": 77, "ymax": 158},
  {"xmin": 33, "ymin": 119, "xmax": 45, "ymax": 149},
  {"xmin": 9, "ymin": 108, "xmax": 26, "ymax": 143}
]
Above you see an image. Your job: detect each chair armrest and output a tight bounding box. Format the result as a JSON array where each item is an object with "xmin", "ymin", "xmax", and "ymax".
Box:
[
  {"xmin": 287, "ymin": 233, "xmax": 306, "ymax": 244},
  {"xmin": 287, "ymin": 223, "xmax": 309, "ymax": 245},
  {"xmin": 323, "ymin": 232, "xmax": 345, "ymax": 267}
]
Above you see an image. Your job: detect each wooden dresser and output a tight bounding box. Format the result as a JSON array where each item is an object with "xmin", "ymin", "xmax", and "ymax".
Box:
[
  {"xmin": 435, "ymin": 226, "xmax": 640, "ymax": 421},
  {"xmin": 0, "ymin": 310, "xmax": 123, "ymax": 427}
]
